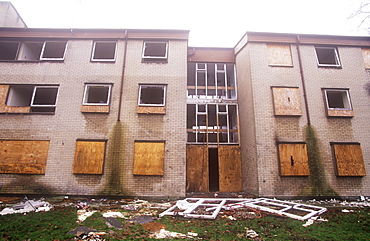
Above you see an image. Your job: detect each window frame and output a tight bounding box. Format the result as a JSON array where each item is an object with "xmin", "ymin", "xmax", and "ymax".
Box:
[
  {"xmin": 323, "ymin": 89, "xmax": 352, "ymax": 110},
  {"xmin": 82, "ymin": 84, "xmax": 112, "ymax": 106},
  {"xmin": 39, "ymin": 41, "xmax": 68, "ymax": 61},
  {"xmin": 30, "ymin": 86, "xmax": 59, "ymax": 107},
  {"xmin": 138, "ymin": 84, "xmax": 166, "ymax": 107},
  {"xmin": 91, "ymin": 41, "xmax": 117, "ymax": 62},
  {"xmin": 314, "ymin": 46, "xmax": 341, "ymax": 67},
  {"xmin": 142, "ymin": 41, "xmax": 168, "ymax": 60}
]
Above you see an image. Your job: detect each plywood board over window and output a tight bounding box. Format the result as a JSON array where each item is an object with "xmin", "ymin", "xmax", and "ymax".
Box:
[
  {"xmin": 73, "ymin": 141, "xmax": 106, "ymax": 174},
  {"xmin": 272, "ymin": 87, "xmax": 302, "ymax": 116},
  {"xmin": 186, "ymin": 145, "xmax": 209, "ymax": 192},
  {"xmin": 278, "ymin": 143, "xmax": 310, "ymax": 176},
  {"xmin": 332, "ymin": 143, "xmax": 366, "ymax": 176},
  {"xmin": 267, "ymin": 44, "xmax": 293, "ymax": 66},
  {"xmin": 362, "ymin": 48, "xmax": 370, "ymax": 69},
  {"xmin": 0, "ymin": 140, "xmax": 50, "ymax": 174},
  {"xmin": 218, "ymin": 146, "xmax": 242, "ymax": 192},
  {"xmin": 133, "ymin": 141, "xmax": 165, "ymax": 176}
]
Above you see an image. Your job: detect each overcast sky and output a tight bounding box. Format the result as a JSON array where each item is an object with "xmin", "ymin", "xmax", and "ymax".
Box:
[{"xmin": 9, "ymin": 0, "xmax": 370, "ymax": 47}]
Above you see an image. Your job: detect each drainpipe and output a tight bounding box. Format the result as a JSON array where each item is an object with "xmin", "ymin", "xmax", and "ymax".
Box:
[
  {"xmin": 296, "ymin": 35, "xmax": 311, "ymax": 126},
  {"xmin": 117, "ymin": 30, "xmax": 128, "ymax": 122}
]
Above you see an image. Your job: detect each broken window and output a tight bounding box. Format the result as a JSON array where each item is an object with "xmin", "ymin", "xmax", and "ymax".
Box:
[
  {"xmin": 142, "ymin": 41, "xmax": 168, "ymax": 61},
  {"xmin": 83, "ymin": 84, "xmax": 111, "ymax": 105},
  {"xmin": 315, "ymin": 47, "xmax": 341, "ymax": 67},
  {"xmin": 138, "ymin": 85, "xmax": 166, "ymax": 106},
  {"xmin": 6, "ymin": 85, "xmax": 59, "ymax": 113},
  {"xmin": 272, "ymin": 87, "xmax": 302, "ymax": 116},
  {"xmin": 133, "ymin": 141, "xmax": 165, "ymax": 176},
  {"xmin": 187, "ymin": 104, "xmax": 238, "ymax": 144},
  {"xmin": 323, "ymin": 89, "xmax": 353, "ymax": 117},
  {"xmin": 73, "ymin": 140, "xmax": 106, "ymax": 174},
  {"xmin": 91, "ymin": 41, "xmax": 117, "ymax": 61},
  {"xmin": 332, "ymin": 143, "xmax": 366, "ymax": 176},
  {"xmin": 16, "ymin": 41, "xmax": 67, "ymax": 61},
  {"xmin": 278, "ymin": 143, "xmax": 310, "ymax": 176},
  {"xmin": 187, "ymin": 63, "xmax": 236, "ymax": 99},
  {"xmin": 0, "ymin": 140, "xmax": 50, "ymax": 174},
  {"xmin": 0, "ymin": 41, "xmax": 20, "ymax": 60},
  {"xmin": 267, "ymin": 44, "xmax": 293, "ymax": 66}
]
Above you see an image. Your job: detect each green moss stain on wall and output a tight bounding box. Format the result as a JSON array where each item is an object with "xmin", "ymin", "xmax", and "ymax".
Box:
[
  {"xmin": 302, "ymin": 125, "xmax": 338, "ymax": 196},
  {"xmin": 99, "ymin": 121, "xmax": 133, "ymax": 196}
]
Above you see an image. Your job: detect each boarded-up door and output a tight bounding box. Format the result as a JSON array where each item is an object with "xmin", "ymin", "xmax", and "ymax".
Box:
[
  {"xmin": 186, "ymin": 145, "xmax": 208, "ymax": 192},
  {"xmin": 218, "ymin": 146, "xmax": 242, "ymax": 192}
]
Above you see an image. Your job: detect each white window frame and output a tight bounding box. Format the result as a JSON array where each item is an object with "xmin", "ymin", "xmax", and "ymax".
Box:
[
  {"xmin": 138, "ymin": 85, "xmax": 166, "ymax": 107},
  {"xmin": 315, "ymin": 47, "xmax": 341, "ymax": 67},
  {"xmin": 40, "ymin": 41, "xmax": 67, "ymax": 61},
  {"xmin": 324, "ymin": 89, "xmax": 352, "ymax": 110},
  {"xmin": 142, "ymin": 41, "xmax": 168, "ymax": 59},
  {"xmin": 91, "ymin": 41, "xmax": 117, "ymax": 62},
  {"xmin": 30, "ymin": 86, "xmax": 59, "ymax": 107},
  {"xmin": 82, "ymin": 84, "xmax": 112, "ymax": 106}
]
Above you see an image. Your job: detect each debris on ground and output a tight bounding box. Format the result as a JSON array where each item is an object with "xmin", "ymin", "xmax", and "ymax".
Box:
[
  {"xmin": 149, "ymin": 228, "xmax": 198, "ymax": 239},
  {"xmin": 159, "ymin": 198, "xmax": 327, "ymax": 221},
  {"xmin": 67, "ymin": 226, "xmax": 107, "ymax": 241},
  {"xmin": 77, "ymin": 210, "xmax": 97, "ymax": 223},
  {"xmin": 245, "ymin": 228, "xmax": 259, "ymax": 238},
  {"xmin": 0, "ymin": 199, "xmax": 52, "ymax": 215},
  {"xmin": 302, "ymin": 216, "xmax": 328, "ymax": 227}
]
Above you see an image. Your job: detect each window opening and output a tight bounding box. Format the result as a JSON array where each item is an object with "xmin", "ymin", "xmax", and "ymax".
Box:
[
  {"xmin": 324, "ymin": 89, "xmax": 351, "ymax": 109},
  {"xmin": 315, "ymin": 47, "xmax": 341, "ymax": 67},
  {"xmin": 40, "ymin": 41, "xmax": 67, "ymax": 60},
  {"xmin": 188, "ymin": 63, "xmax": 236, "ymax": 99},
  {"xmin": 0, "ymin": 42, "xmax": 19, "ymax": 60},
  {"xmin": 142, "ymin": 42, "xmax": 168, "ymax": 59},
  {"xmin": 6, "ymin": 85, "xmax": 58, "ymax": 112},
  {"xmin": 138, "ymin": 85, "xmax": 166, "ymax": 106},
  {"xmin": 17, "ymin": 42, "xmax": 43, "ymax": 60},
  {"xmin": 83, "ymin": 85, "xmax": 111, "ymax": 105},
  {"xmin": 91, "ymin": 41, "xmax": 117, "ymax": 61}
]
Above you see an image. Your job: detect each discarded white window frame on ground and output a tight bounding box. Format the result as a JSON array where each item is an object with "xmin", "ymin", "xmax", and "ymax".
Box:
[{"xmin": 159, "ymin": 198, "xmax": 327, "ymax": 221}]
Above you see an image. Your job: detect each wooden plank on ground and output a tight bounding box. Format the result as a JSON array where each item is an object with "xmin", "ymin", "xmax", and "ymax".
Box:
[
  {"xmin": 218, "ymin": 146, "xmax": 242, "ymax": 192},
  {"xmin": 333, "ymin": 144, "xmax": 366, "ymax": 176},
  {"xmin": 278, "ymin": 143, "xmax": 310, "ymax": 176},
  {"xmin": 186, "ymin": 145, "xmax": 209, "ymax": 192},
  {"xmin": 0, "ymin": 140, "xmax": 49, "ymax": 174},
  {"xmin": 133, "ymin": 142, "xmax": 164, "ymax": 175},
  {"xmin": 73, "ymin": 141, "xmax": 106, "ymax": 174}
]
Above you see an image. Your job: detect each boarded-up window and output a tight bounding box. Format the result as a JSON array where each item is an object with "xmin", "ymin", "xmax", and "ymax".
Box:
[
  {"xmin": 0, "ymin": 140, "xmax": 50, "ymax": 174},
  {"xmin": 218, "ymin": 146, "xmax": 242, "ymax": 192},
  {"xmin": 267, "ymin": 44, "xmax": 293, "ymax": 66},
  {"xmin": 272, "ymin": 87, "xmax": 302, "ymax": 116},
  {"xmin": 278, "ymin": 143, "xmax": 310, "ymax": 176},
  {"xmin": 133, "ymin": 141, "xmax": 164, "ymax": 176},
  {"xmin": 362, "ymin": 48, "xmax": 370, "ymax": 69},
  {"xmin": 332, "ymin": 143, "xmax": 366, "ymax": 176},
  {"xmin": 73, "ymin": 141, "xmax": 106, "ymax": 174}
]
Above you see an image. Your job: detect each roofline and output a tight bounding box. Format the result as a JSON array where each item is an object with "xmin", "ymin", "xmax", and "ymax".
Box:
[
  {"xmin": 6, "ymin": 2, "xmax": 27, "ymax": 28},
  {"xmin": 0, "ymin": 27, "xmax": 189, "ymax": 40}
]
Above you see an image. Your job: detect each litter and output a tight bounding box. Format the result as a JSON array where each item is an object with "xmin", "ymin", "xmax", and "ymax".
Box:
[
  {"xmin": 0, "ymin": 199, "xmax": 52, "ymax": 215},
  {"xmin": 246, "ymin": 229, "xmax": 259, "ymax": 238},
  {"xmin": 149, "ymin": 228, "xmax": 197, "ymax": 239},
  {"xmin": 159, "ymin": 198, "xmax": 327, "ymax": 221}
]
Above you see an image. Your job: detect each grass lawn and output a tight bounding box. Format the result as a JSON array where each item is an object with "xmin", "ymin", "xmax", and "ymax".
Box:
[{"xmin": 0, "ymin": 203, "xmax": 369, "ymax": 240}]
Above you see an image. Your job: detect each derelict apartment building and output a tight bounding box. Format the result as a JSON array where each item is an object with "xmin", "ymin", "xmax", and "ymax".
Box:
[{"xmin": 1, "ymin": 2, "xmax": 370, "ymax": 198}]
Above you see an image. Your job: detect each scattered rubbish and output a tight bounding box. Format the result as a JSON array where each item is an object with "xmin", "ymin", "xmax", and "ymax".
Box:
[
  {"xmin": 342, "ymin": 209, "xmax": 354, "ymax": 213},
  {"xmin": 0, "ymin": 199, "xmax": 52, "ymax": 215},
  {"xmin": 102, "ymin": 211, "xmax": 125, "ymax": 218},
  {"xmin": 101, "ymin": 217, "xmax": 123, "ymax": 229},
  {"xmin": 127, "ymin": 215, "xmax": 156, "ymax": 224},
  {"xmin": 68, "ymin": 226, "xmax": 107, "ymax": 240},
  {"xmin": 149, "ymin": 228, "xmax": 197, "ymax": 239},
  {"xmin": 159, "ymin": 198, "xmax": 327, "ymax": 221},
  {"xmin": 77, "ymin": 210, "xmax": 97, "ymax": 223},
  {"xmin": 303, "ymin": 216, "xmax": 328, "ymax": 227},
  {"xmin": 76, "ymin": 202, "xmax": 90, "ymax": 210},
  {"xmin": 246, "ymin": 229, "xmax": 259, "ymax": 238}
]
